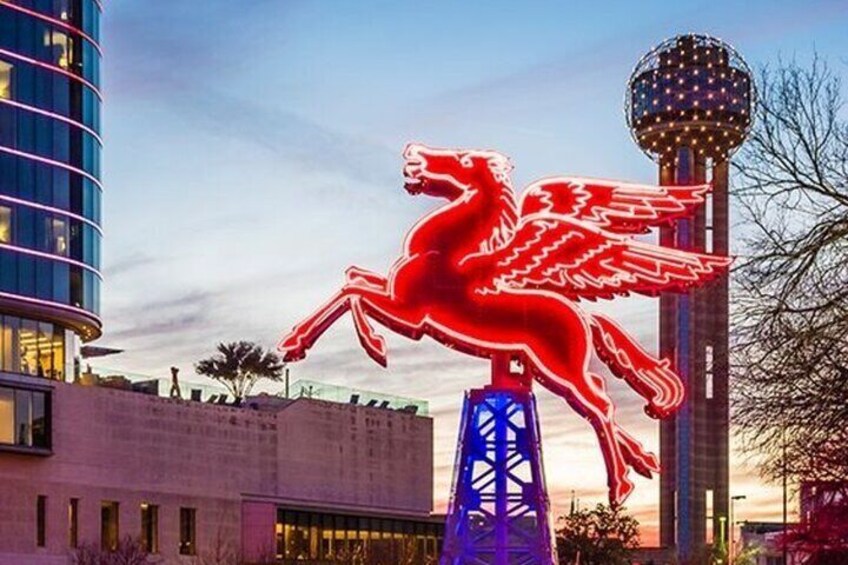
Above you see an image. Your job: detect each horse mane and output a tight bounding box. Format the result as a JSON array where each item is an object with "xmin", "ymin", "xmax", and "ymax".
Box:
[{"xmin": 471, "ymin": 157, "xmax": 519, "ymax": 255}]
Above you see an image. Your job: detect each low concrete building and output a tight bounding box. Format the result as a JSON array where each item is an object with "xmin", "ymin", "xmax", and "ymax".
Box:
[{"xmin": 0, "ymin": 373, "xmax": 440, "ymax": 564}]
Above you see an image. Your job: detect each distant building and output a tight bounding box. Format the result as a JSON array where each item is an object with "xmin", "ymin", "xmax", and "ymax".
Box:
[
  {"xmin": 741, "ymin": 481, "xmax": 848, "ymax": 565},
  {"xmin": 740, "ymin": 522, "xmax": 800, "ymax": 565},
  {"xmin": 0, "ymin": 375, "xmax": 441, "ymax": 564},
  {"xmin": 626, "ymin": 34, "xmax": 754, "ymax": 562}
]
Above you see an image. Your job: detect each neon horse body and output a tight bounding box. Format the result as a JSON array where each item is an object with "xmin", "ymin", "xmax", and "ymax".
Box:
[{"xmin": 279, "ymin": 144, "xmax": 729, "ymax": 504}]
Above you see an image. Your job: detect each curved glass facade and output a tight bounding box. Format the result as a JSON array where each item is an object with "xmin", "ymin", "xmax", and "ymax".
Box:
[{"xmin": 0, "ymin": 0, "xmax": 102, "ymax": 358}]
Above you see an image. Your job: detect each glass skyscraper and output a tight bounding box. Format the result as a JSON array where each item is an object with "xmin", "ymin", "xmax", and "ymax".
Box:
[{"xmin": 0, "ymin": 0, "xmax": 102, "ymax": 383}]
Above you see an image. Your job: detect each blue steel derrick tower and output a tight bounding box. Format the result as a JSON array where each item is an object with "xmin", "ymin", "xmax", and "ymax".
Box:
[
  {"xmin": 441, "ymin": 358, "xmax": 557, "ymax": 565},
  {"xmin": 0, "ymin": 0, "xmax": 102, "ymax": 391},
  {"xmin": 626, "ymin": 34, "xmax": 753, "ymax": 562}
]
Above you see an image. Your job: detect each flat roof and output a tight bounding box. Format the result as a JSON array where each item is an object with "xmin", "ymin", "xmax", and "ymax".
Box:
[{"xmin": 84, "ymin": 368, "xmax": 429, "ymax": 415}]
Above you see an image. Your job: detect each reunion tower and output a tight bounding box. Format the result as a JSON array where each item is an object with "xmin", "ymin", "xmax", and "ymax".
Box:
[{"xmin": 626, "ymin": 34, "xmax": 754, "ymax": 561}]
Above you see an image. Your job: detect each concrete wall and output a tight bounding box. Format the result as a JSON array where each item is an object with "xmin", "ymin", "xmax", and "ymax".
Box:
[{"xmin": 0, "ymin": 375, "xmax": 433, "ymax": 564}]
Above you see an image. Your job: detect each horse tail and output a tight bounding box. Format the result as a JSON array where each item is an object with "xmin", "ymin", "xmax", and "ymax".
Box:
[{"xmin": 588, "ymin": 313, "xmax": 684, "ymax": 418}]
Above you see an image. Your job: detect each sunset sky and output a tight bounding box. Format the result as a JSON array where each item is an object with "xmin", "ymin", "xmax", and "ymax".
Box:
[{"xmin": 98, "ymin": 0, "xmax": 848, "ymax": 544}]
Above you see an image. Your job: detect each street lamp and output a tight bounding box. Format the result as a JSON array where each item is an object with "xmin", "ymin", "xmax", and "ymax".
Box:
[
  {"xmin": 718, "ymin": 516, "xmax": 728, "ymax": 564},
  {"xmin": 729, "ymin": 495, "xmax": 747, "ymax": 565}
]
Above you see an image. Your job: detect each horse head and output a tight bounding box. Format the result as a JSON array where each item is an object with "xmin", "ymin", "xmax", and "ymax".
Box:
[{"xmin": 403, "ymin": 143, "xmax": 513, "ymax": 201}]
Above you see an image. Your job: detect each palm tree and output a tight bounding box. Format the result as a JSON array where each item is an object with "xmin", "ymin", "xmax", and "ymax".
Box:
[{"xmin": 195, "ymin": 341, "xmax": 284, "ymax": 405}]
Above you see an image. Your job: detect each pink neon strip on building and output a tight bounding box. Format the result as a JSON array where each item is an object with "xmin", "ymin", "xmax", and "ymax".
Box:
[
  {"xmin": 0, "ymin": 194, "xmax": 102, "ymax": 235},
  {"xmin": 0, "ymin": 289, "xmax": 101, "ymax": 325},
  {"xmin": 0, "ymin": 48, "xmax": 101, "ymax": 100},
  {"xmin": 0, "ymin": 145, "xmax": 102, "ymax": 191},
  {"xmin": 0, "ymin": 98, "xmax": 102, "ymax": 146},
  {"xmin": 0, "ymin": 1, "xmax": 102, "ymax": 55},
  {"xmin": 0, "ymin": 243, "xmax": 102, "ymax": 279}
]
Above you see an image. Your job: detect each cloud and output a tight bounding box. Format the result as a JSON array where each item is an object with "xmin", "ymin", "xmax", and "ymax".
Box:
[
  {"xmin": 101, "ymin": 290, "xmax": 219, "ymax": 349},
  {"xmin": 103, "ymin": 251, "xmax": 159, "ymax": 279}
]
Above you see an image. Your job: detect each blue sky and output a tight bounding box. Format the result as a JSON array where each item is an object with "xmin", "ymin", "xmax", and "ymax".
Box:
[{"xmin": 99, "ymin": 0, "xmax": 848, "ymax": 542}]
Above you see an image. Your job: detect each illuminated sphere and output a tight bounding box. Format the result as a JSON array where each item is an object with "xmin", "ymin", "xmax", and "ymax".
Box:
[{"xmin": 625, "ymin": 34, "xmax": 754, "ymax": 162}]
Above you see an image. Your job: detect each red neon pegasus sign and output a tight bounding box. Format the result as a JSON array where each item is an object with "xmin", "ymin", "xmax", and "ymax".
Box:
[{"xmin": 279, "ymin": 144, "xmax": 729, "ymax": 504}]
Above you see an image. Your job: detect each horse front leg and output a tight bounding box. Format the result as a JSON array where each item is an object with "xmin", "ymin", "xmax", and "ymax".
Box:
[
  {"xmin": 342, "ymin": 284, "xmax": 427, "ymax": 367},
  {"xmin": 279, "ymin": 277, "xmax": 395, "ymax": 365},
  {"xmin": 344, "ymin": 268, "xmax": 392, "ymax": 366},
  {"xmin": 345, "ymin": 265, "xmax": 388, "ymax": 290},
  {"xmin": 278, "ymin": 289, "xmax": 352, "ymax": 361}
]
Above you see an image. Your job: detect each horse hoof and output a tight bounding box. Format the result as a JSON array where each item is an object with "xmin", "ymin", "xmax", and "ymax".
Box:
[{"xmin": 282, "ymin": 349, "xmax": 306, "ymax": 363}]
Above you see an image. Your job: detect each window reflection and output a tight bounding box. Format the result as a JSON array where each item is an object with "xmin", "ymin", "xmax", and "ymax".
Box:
[
  {"xmin": 47, "ymin": 217, "xmax": 69, "ymax": 256},
  {"xmin": 0, "ymin": 387, "xmax": 13, "ymax": 444},
  {"xmin": 0, "ymin": 60, "xmax": 11, "ymax": 100},
  {"xmin": 140, "ymin": 503, "xmax": 159, "ymax": 554},
  {"xmin": 44, "ymin": 29, "xmax": 74, "ymax": 70},
  {"xmin": 0, "ymin": 206, "xmax": 10, "ymax": 243},
  {"xmin": 101, "ymin": 501, "xmax": 119, "ymax": 551},
  {"xmin": 179, "ymin": 507, "xmax": 196, "ymax": 555},
  {"xmin": 0, "ymin": 201, "xmax": 99, "ymax": 266},
  {"xmin": 20, "ymin": 319, "xmax": 38, "ymax": 377},
  {"xmin": 0, "ymin": 385, "xmax": 50, "ymax": 449}
]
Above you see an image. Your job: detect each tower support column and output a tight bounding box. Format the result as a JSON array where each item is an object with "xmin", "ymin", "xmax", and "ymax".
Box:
[{"xmin": 441, "ymin": 386, "xmax": 557, "ymax": 565}]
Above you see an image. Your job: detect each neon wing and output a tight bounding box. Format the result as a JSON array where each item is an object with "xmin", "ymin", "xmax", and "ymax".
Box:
[
  {"xmin": 519, "ymin": 177, "xmax": 709, "ymax": 234},
  {"xmin": 474, "ymin": 214, "xmax": 730, "ymax": 301}
]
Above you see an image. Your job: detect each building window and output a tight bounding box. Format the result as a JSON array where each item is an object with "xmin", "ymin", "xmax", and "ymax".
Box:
[
  {"xmin": 44, "ymin": 30, "xmax": 74, "ymax": 70},
  {"xmin": 37, "ymin": 495, "xmax": 47, "ymax": 547},
  {"xmin": 179, "ymin": 508, "xmax": 196, "ymax": 556},
  {"xmin": 706, "ymin": 489, "xmax": 714, "ymax": 544},
  {"xmin": 46, "ymin": 218, "xmax": 69, "ymax": 256},
  {"xmin": 705, "ymin": 192, "xmax": 714, "ymax": 253},
  {"xmin": 0, "ymin": 387, "xmax": 12, "ymax": 445},
  {"xmin": 0, "ymin": 385, "xmax": 50, "ymax": 449},
  {"xmin": 101, "ymin": 501, "xmax": 119, "ymax": 551},
  {"xmin": 69, "ymin": 498, "xmax": 79, "ymax": 548},
  {"xmin": 0, "ymin": 61, "xmax": 12, "ymax": 100},
  {"xmin": 0, "ymin": 206, "xmax": 11, "ymax": 243},
  {"xmin": 705, "ymin": 345, "xmax": 714, "ymax": 399},
  {"xmin": 275, "ymin": 508, "xmax": 443, "ymax": 563},
  {"xmin": 140, "ymin": 503, "xmax": 158, "ymax": 554},
  {"xmin": 19, "ymin": 319, "xmax": 39, "ymax": 377},
  {"xmin": 0, "ymin": 315, "xmax": 66, "ymax": 380}
]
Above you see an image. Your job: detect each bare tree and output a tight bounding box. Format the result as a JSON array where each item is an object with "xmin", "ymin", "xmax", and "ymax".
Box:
[
  {"xmin": 72, "ymin": 537, "xmax": 161, "ymax": 565},
  {"xmin": 731, "ymin": 55, "xmax": 848, "ymax": 485}
]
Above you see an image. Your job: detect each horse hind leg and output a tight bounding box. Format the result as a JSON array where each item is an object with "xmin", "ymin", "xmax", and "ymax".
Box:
[
  {"xmin": 580, "ymin": 372, "xmax": 660, "ymax": 483},
  {"xmin": 528, "ymin": 359, "xmax": 634, "ymax": 505},
  {"xmin": 589, "ymin": 313, "xmax": 684, "ymax": 418},
  {"xmin": 615, "ymin": 425, "xmax": 660, "ymax": 479}
]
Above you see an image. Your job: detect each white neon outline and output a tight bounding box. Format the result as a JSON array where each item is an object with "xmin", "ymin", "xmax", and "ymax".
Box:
[
  {"xmin": 0, "ymin": 242, "xmax": 101, "ymax": 279},
  {"xmin": 0, "ymin": 144, "xmax": 102, "ymax": 191},
  {"xmin": 0, "ymin": 194, "xmax": 102, "ymax": 235},
  {"xmin": 0, "ymin": 97, "xmax": 102, "ymax": 145},
  {"xmin": 280, "ymin": 143, "xmax": 731, "ymax": 505},
  {"xmin": 0, "ymin": 1, "xmax": 102, "ymax": 55},
  {"xmin": 520, "ymin": 176, "xmax": 710, "ymax": 232},
  {"xmin": 0, "ymin": 48, "xmax": 102, "ymax": 100},
  {"xmin": 590, "ymin": 313, "xmax": 684, "ymax": 415}
]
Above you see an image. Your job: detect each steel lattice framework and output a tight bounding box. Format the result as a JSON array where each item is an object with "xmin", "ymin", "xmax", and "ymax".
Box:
[{"xmin": 441, "ymin": 388, "xmax": 557, "ymax": 565}]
